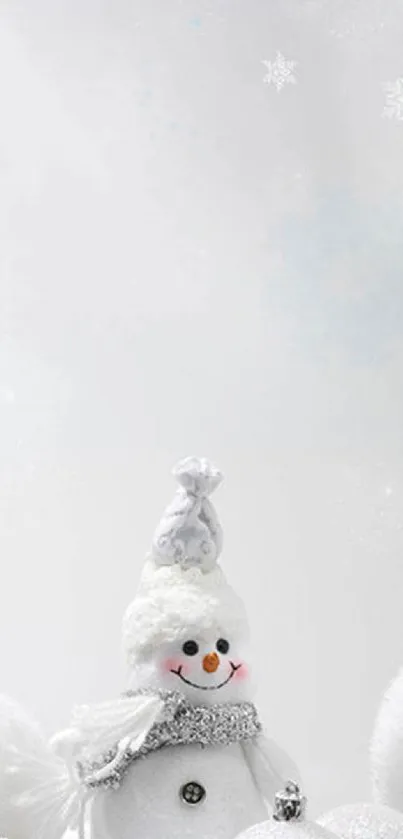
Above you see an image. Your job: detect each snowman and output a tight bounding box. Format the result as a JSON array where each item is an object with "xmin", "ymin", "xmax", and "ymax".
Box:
[{"xmin": 0, "ymin": 457, "xmax": 300, "ymax": 839}]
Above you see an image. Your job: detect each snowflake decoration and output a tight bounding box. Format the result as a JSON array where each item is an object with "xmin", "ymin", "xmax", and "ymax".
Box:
[
  {"xmin": 262, "ymin": 52, "xmax": 297, "ymax": 92},
  {"xmin": 383, "ymin": 77, "xmax": 403, "ymax": 121}
]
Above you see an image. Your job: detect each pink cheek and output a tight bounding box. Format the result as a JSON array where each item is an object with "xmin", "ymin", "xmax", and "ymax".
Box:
[
  {"xmin": 161, "ymin": 657, "xmax": 191, "ymax": 677},
  {"xmin": 233, "ymin": 663, "xmax": 249, "ymax": 681}
]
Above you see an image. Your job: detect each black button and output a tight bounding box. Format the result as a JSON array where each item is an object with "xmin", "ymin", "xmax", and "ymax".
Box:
[{"xmin": 180, "ymin": 781, "xmax": 206, "ymax": 805}]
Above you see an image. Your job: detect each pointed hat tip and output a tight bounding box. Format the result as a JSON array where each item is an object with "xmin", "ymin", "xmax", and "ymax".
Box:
[
  {"xmin": 172, "ymin": 456, "xmax": 223, "ymax": 497},
  {"xmin": 151, "ymin": 456, "xmax": 223, "ymax": 570}
]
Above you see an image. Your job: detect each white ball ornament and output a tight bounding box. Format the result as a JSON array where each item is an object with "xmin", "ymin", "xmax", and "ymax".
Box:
[
  {"xmin": 318, "ymin": 802, "xmax": 403, "ymax": 839},
  {"xmin": 235, "ymin": 783, "xmax": 339, "ymax": 839},
  {"xmin": 371, "ymin": 667, "xmax": 403, "ymax": 812},
  {"xmin": 236, "ymin": 822, "xmax": 339, "ymax": 839}
]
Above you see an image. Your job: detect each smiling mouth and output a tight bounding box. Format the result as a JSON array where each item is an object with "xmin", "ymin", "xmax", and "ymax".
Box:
[{"xmin": 170, "ymin": 662, "xmax": 242, "ymax": 691}]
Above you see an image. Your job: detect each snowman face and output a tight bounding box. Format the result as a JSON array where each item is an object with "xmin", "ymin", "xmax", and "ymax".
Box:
[{"xmin": 155, "ymin": 630, "xmax": 250, "ymax": 704}]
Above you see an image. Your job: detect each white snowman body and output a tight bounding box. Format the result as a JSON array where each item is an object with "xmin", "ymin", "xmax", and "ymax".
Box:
[
  {"xmin": 91, "ymin": 742, "xmax": 268, "ymax": 839},
  {"xmin": 81, "ymin": 614, "xmax": 299, "ymax": 839}
]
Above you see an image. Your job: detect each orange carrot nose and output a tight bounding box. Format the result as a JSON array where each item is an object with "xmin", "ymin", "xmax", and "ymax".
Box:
[{"xmin": 203, "ymin": 652, "xmax": 220, "ymax": 673}]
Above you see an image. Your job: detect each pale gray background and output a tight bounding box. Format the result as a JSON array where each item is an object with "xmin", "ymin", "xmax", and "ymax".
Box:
[{"xmin": 1, "ymin": 0, "xmax": 403, "ymax": 818}]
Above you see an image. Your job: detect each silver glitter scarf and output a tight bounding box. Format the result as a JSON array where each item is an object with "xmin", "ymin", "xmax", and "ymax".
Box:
[{"xmin": 79, "ymin": 690, "xmax": 261, "ymax": 790}]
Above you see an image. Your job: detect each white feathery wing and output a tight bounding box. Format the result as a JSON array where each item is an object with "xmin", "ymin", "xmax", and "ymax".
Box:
[
  {"xmin": 0, "ymin": 693, "xmax": 83, "ymax": 839},
  {"xmin": 0, "ymin": 693, "xmax": 163, "ymax": 839},
  {"xmin": 69, "ymin": 693, "xmax": 164, "ymax": 760},
  {"xmin": 242, "ymin": 733, "xmax": 302, "ymax": 807}
]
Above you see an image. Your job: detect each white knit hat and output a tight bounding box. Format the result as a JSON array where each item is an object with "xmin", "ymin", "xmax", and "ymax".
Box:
[{"xmin": 122, "ymin": 457, "xmax": 248, "ymax": 665}]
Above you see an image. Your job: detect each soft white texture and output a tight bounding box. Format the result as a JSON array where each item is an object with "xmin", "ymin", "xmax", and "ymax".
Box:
[
  {"xmin": 318, "ymin": 802, "xmax": 403, "ymax": 838},
  {"xmin": 234, "ymin": 821, "xmax": 338, "ymax": 839},
  {"xmin": 371, "ymin": 667, "xmax": 403, "ymax": 812},
  {"xmin": 68, "ymin": 693, "xmax": 164, "ymax": 761},
  {"xmin": 122, "ymin": 558, "xmax": 248, "ymax": 665},
  {"xmin": 0, "ymin": 694, "xmax": 84, "ymax": 839},
  {"xmin": 91, "ymin": 741, "xmax": 269, "ymax": 839}
]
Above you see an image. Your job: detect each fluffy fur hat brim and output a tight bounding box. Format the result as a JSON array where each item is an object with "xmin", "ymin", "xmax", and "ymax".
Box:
[{"xmin": 122, "ymin": 558, "xmax": 248, "ymax": 665}]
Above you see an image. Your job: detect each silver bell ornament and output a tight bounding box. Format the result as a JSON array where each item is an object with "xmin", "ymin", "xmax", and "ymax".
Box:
[
  {"xmin": 273, "ymin": 782, "xmax": 307, "ymax": 822},
  {"xmin": 318, "ymin": 802, "xmax": 403, "ymax": 839},
  {"xmin": 235, "ymin": 782, "xmax": 339, "ymax": 839}
]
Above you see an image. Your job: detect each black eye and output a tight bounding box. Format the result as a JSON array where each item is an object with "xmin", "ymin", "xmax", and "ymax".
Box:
[
  {"xmin": 182, "ymin": 640, "xmax": 199, "ymax": 656},
  {"xmin": 216, "ymin": 638, "xmax": 230, "ymax": 654}
]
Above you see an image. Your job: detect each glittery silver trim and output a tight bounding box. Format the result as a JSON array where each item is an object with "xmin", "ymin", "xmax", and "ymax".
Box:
[{"xmin": 79, "ymin": 690, "xmax": 262, "ymax": 790}]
